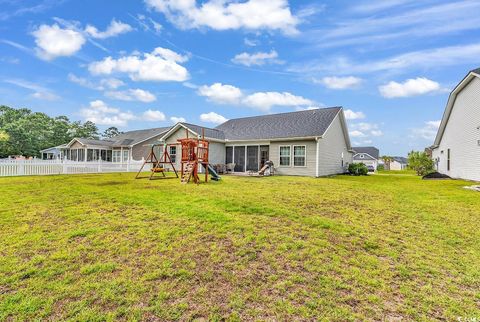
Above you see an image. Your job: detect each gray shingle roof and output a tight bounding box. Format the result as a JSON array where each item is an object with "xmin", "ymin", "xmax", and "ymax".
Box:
[
  {"xmin": 471, "ymin": 67, "xmax": 480, "ymax": 74},
  {"xmin": 179, "ymin": 123, "xmax": 225, "ymax": 140},
  {"xmin": 76, "ymin": 127, "xmax": 171, "ymax": 147},
  {"xmin": 353, "ymin": 147, "xmax": 379, "ymax": 159},
  {"xmin": 215, "ymin": 107, "xmax": 342, "ymax": 140},
  {"xmin": 110, "ymin": 127, "xmax": 171, "ymax": 146},
  {"xmin": 392, "ymin": 156, "xmax": 408, "ymax": 164}
]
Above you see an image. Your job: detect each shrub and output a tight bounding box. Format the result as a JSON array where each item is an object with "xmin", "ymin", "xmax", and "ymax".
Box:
[
  {"xmin": 377, "ymin": 164, "xmax": 385, "ymax": 171},
  {"xmin": 348, "ymin": 163, "xmax": 368, "ymax": 176},
  {"xmin": 408, "ymin": 151, "xmax": 434, "ymax": 176}
]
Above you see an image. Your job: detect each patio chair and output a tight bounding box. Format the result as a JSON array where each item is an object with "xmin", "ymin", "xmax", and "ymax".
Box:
[{"xmin": 226, "ymin": 163, "xmax": 236, "ymax": 173}]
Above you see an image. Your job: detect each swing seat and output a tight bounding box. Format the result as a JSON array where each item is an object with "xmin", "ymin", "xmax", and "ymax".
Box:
[{"xmin": 151, "ymin": 167, "xmax": 165, "ymax": 173}]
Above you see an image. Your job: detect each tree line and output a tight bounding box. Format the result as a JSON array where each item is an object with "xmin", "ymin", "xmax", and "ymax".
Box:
[{"xmin": 0, "ymin": 105, "xmax": 122, "ymax": 158}]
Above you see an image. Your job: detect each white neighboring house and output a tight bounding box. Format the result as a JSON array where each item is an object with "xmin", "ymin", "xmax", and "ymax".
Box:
[
  {"xmin": 352, "ymin": 147, "xmax": 380, "ymax": 172},
  {"xmin": 431, "ymin": 67, "xmax": 480, "ymax": 182},
  {"xmin": 389, "ymin": 157, "xmax": 408, "ymax": 170}
]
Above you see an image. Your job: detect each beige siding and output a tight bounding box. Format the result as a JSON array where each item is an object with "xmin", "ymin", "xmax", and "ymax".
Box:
[
  {"xmin": 270, "ymin": 140, "xmax": 317, "ymax": 176},
  {"xmin": 317, "ymin": 114, "xmax": 352, "ymax": 176},
  {"xmin": 70, "ymin": 141, "xmax": 84, "ymax": 149},
  {"xmin": 433, "ymin": 77, "xmax": 480, "ymax": 181},
  {"xmin": 209, "ymin": 142, "xmax": 226, "ymax": 165},
  {"xmin": 132, "ymin": 135, "xmax": 164, "ymax": 161}
]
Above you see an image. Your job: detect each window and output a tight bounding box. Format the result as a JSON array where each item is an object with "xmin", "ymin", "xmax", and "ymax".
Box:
[
  {"xmin": 122, "ymin": 150, "xmax": 129, "ymax": 162},
  {"xmin": 279, "ymin": 146, "xmax": 291, "ymax": 166},
  {"xmin": 113, "ymin": 150, "xmax": 121, "ymax": 163},
  {"xmin": 169, "ymin": 146, "xmax": 177, "ymax": 163},
  {"xmin": 447, "ymin": 148, "xmax": 451, "ymax": 171},
  {"xmin": 293, "ymin": 145, "xmax": 306, "ymax": 167}
]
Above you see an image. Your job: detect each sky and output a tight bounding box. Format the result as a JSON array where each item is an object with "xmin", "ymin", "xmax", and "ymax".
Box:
[{"xmin": 1, "ymin": 0, "xmax": 480, "ymax": 156}]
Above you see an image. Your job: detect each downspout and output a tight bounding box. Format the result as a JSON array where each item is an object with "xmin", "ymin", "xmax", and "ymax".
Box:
[{"xmin": 315, "ymin": 136, "xmax": 320, "ymax": 177}]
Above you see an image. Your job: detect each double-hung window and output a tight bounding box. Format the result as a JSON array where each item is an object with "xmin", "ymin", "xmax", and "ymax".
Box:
[
  {"xmin": 169, "ymin": 146, "xmax": 177, "ymax": 163},
  {"xmin": 279, "ymin": 146, "xmax": 291, "ymax": 166},
  {"xmin": 122, "ymin": 150, "xmax": 129, "ymax": 162},
  {"xmin": 293, "ymin": 145, "xmax": 306, "ymax": 167}
]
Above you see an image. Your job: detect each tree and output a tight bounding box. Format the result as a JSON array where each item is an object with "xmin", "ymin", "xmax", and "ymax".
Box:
[
  {"xmin": 0, "ymin": 105, "xmax": 101, "ymax": 158},
  {"xmin": 102, "ymin": 127, "xmax": 122, "ymax": 139},
  {"xmin": 381, "ymin": 156, "xmax": 393, "ymax": 170},
  {"xmin": 408, "ymin": 150, "xmax": 434, "ymax": 176}
]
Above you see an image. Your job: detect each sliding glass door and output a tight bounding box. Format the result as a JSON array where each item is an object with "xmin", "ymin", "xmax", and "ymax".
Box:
[
  {"xmin": 233, "ymin": 146, "xmax": 245, "ymax": 172},
  {"xmin": 246, "ymin": 146, "xmax": 259, "ymax": 171}
]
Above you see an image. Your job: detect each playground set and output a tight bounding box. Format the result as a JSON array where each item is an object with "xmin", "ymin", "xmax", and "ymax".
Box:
[{"xmin": 135, "ymin": 128, "xmax": 221, "ymax": 184}]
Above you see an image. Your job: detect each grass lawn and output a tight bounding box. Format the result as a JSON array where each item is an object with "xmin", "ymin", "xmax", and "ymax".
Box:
[{"xmin": 0, "ymin": 172, "xmax": 479, "ymax": 321}]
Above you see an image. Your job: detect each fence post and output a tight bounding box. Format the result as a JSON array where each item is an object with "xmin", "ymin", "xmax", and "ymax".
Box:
[{"xmin": 19, "ymin": 160, "xmax": 25, "ymax": 176}]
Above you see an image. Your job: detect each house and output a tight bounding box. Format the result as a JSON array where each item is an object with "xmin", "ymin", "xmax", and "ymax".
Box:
[
  {"xmin": 389, "ymin": 157, "xmax": 408, "ymax": 170},
  {"xmin": 352, "ymin": 146, "xmax": 380, "ymax": 171},
  {"xmin": 47, "ymin": 107, "xmax": 354, "ymax": 177},
  {"xmin": 60, "ymin": 127, "xmax": 171, "ymax": 162},
  {"xmin": 431, "ymin": 67, "xmax": 480, "ymax": 181},
  {"xmin": 40, "ymin": 144, "xmax": 66, "ymax": 159}
]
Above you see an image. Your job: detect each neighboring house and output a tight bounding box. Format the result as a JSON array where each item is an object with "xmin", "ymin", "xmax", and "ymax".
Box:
[
  {"xmin": 52, "ymin": 127, "xmax": 171, "ymax": 162},
  {"xmin": 352, "ymin": 147, "xmax": 380, "ymax": 171},
  {"xmin": 45, "ymin": 107, "xmax": 354, "ymax": 177},
  {"xmin": 390, "ymin": 157, "xmax": 408, "ymax": 170},
  {"xmin": 432, "ymin": 67, "xmax": 480, "ymax": 181},
  {"xmin": 40, "ymin": 144, "xmax": 66, "ymax": 159}
]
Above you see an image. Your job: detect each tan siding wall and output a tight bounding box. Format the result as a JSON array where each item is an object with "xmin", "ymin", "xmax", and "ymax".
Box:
[
  {"xmin": 433, "ymin": 77, "xmax": 480, "ymax": 181},
  {"xmin": 270, "ymin": 140, "xmax": 317, "ymax": 176},
  {"xmin": 70, "ymin": 141, "xmax": 84, "ymax": 149},
  {"xmin": 209, "ymin": 142, "xmax": 226, "ymax": 165},
  {"xmin": 317, "ymin": 114, "xmax": 352, "ymax": 176},
  {"xmin": 132, "ymin": 135, "xmax": 164, "ymax": 161}
]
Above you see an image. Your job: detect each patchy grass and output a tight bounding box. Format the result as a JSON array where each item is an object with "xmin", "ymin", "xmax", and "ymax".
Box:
[{"xmin": 0, "ymin": 172, "xmax": 479, "ymax": 320}]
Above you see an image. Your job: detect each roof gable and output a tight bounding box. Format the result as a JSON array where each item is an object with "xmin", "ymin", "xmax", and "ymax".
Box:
[
  {"xmin": 434, "ymin": 68, "xmax": 480, "ymax": 146},
  {"xmin": 352, "ymin": 146, "xmax": 379, "ymax": 159},
  {"xmin": 215, "ymin": 107, "xmax": 342, "ymax": 141}
]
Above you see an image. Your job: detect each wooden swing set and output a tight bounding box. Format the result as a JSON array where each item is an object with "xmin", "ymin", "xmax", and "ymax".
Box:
[
  {"xmin": 178, "ymin": 128, "xmax": 210, "ymax": 184},
  {"xmin": 135, "ymin": 142, "xmax": 178, "ymax": 180}
]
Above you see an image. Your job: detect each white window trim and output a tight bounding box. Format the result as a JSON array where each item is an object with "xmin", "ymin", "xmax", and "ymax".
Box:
[
  {"xmin": 279, "ymin": 145, "xmax": 291, "ymax": 167},
  {"xmin": 293, "ymin": 145, "xmax": 307, "ymax": 168}
]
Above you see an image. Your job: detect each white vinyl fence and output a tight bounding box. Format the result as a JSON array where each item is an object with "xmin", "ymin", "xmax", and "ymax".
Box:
[{"xmin": 0, "ymin": 158, "xmax": 145, "ymax": 177}]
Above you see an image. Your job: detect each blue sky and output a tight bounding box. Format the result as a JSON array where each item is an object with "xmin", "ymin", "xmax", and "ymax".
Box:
[{"xmin": 2, "ymin": 0, "xmax": 480, "ymax": 156}]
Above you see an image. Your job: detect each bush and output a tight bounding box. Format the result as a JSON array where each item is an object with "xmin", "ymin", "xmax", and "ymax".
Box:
[
  {"xmin": 408, "ymin": 151, "xmax": 434, "ymax": 176},
  {"xmin": 377, "ymin": 164, "xmax": 385, "ymax": 171},
  {"xmin": 348, "ymin": 163, "xmax": 368, "ymax": 176}
]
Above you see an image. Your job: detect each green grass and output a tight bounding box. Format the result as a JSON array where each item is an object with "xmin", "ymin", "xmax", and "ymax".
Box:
[{"xmin": 0, "ymin": 172, "xmax": 479, "ymax": 321}]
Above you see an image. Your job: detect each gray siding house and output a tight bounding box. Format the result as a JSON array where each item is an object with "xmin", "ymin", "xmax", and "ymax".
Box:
[
  {"xmin": 47, "ymin": 107, "xmax": 354, "ymax": 177},
  {"xmin": 432, "ymin": 68, "xmax": 480, "ymax": 181},
  {"xmin": 352, "ymin": 147, "xmax": 380, "ymax": 171}
]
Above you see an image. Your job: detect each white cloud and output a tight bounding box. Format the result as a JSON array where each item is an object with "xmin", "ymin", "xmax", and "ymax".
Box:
[
  {"xmin": 349, "ymin": 122, "xmax": 383, "ymax": 139},
  {"xmin": 197, "ymin": 82, "xmax": 314, "ymax": 111},
  {"xmin": 80, "ymin": 100, "xmax": 135, "ymax": 126},
  {"xmin": 142, "ymin": 109, "xmax": 166, "ymax": 121},
  {"xmin": 231, "ymin": 50, "xmax": 283, "ymax": 67},
  {"xmin": 200, "ymin": 112, "xmax": 228, "ymax": 124},
  {"xmin": 32, "ymin": 24, "xmax": 86, "ymax": 60},
  {"xmin": 135, "ymin": 14, "xmax": 163, "ymax": 34},
  {"xmin": 170, "ymin": 116, "xmax": 186, "ymax": 123},
  {"xmin": 85, "ymin": 19, "xmax": 133, "ymax": 39},
  {"xmin": 68, "ymin": 74, "xmax": 125, "ymax": 90},
  {"xmin": 88, "ymin": 47, "xmax": 189, "ymax": 82},
  {"xmin": 145, "ymin": 0, "xmax": 299, "ymax": 35},
  {"xmin": 105, "ymin": 89, "xmax": 157, "ymax": 103},
  {"xmin": 244, "ymin": 38, "xmax": 259, "ymax": 46},
  {"xmin": 344, "ymin": 109, "xmax": 366, "ymax": 120},
  {"xmin": 32, "ymin": 91, "xmax": 59, "ymax": 101},
  {"xmin": 379, "ymin": 77, "xmax": 440, "ymax": 98},
  {"xmin": 317, "ymin": 76, "xmax": 363, "ymax": 89},
  {"xmin": 4, "ymin": 79, "xmax": 59, "ymax": 101},
  {"xmin": 411, "ymin": 120, "xmax": 441, "ymax": 141},
  {"xmin": 197, "ymin": 83, "xmax": 243, "ymax": 104},
  {"xmin": 80, "ymin": 100, "xmax": 167, "ymax": 126},
  {"xmin": 242, "ymin": 91, "xmax": 313, "ymax": 111},
  {"xmin": 349, "ymin": 130, "xmax": 366, "ymax": 138}
]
